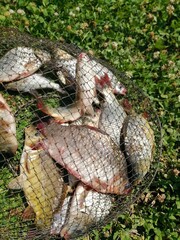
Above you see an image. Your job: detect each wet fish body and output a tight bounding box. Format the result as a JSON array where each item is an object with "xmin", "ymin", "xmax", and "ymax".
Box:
[
  {"xmin": 0, "ymin": 47, "xmax": 51, "ymax": 82},
  {"xmin": 37, "ymin": 96, "xmax": 82, "ymax": 123},
  {"xmin": 50, "ymin": 196, "xmax": 71, "ymax": 235},
  {"xmin": 61, "ymin": 183, "xmax": 113, "ymax": 239},
  {"xmin": 8, "ymin": 125, "xmax": 67, "ymax": 228},
  {"xmin": 76, "ymin": 53, "xmax": 98, "ymax": 115},
  {"xmin": 39, "ymin": 123, "xmax": 130, "ymax": 195},
  {"xmin": 0, "ymin": 93, "xmax": 17, "ymax": 154},
  {"xmin": 54, "ymin": 48, "xmax": 127, "ymax": 95},
  {"xmin": 98, "ymin": 87, "xmax": 127, "ymax": 145},
  {"xmin": 54, "ymin": 48, "xmax": 77, "ymax": 82},
  {"xmin": 121, "ymin": 114, "xmax": 155, "ymax": 184},
  {"xmin": 4, "ymin": 73, "xmax": 65, "ymax": 93}
]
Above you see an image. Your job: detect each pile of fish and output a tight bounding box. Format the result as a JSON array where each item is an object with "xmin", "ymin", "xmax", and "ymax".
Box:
[{"xmin": 0, "ymin": 46, "xmax": 155, "ymax": 239}]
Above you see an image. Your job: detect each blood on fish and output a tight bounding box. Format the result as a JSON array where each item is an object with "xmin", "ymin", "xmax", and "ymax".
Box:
[
  {"xmin": 95, "ymin": 73, "xmax": 112, "ymax": 88},
  {"xmin": 142, "ymin": 111, "xmax": 150, "ymax": 120},
  {"xmin": 122, "ymin": 99, "xmax": 133, "ymax": 113},
  {"xmin": 31, "ymin": 142, "xmax": 43, "ymax": 150}
]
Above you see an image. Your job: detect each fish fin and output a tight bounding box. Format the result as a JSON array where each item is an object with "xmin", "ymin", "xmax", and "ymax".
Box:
[
  {"xmin": 83, "ymin": 104, "xmax": 95, "ymax": 116},
  {"xmin": 22, "ymin": 205, "xmax": 35, "ymax": 220},
  {"xmin": 8, "ymin": 176, "xmax": 22, "ymax": 189},
  {"xmin": 0, "ymin": 101, "xmax": 7, "ymax": 109},
  {"xmin": 121, "ymin": 99, "xmax": 133, "ymax": 114}
]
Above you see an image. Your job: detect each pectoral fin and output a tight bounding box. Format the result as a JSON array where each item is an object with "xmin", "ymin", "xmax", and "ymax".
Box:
[{"xmin": 7, "ymin": 175, "xmax": 23, "ymax": 190}]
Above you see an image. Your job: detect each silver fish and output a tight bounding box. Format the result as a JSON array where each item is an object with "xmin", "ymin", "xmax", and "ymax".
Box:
[
  {"xmin": 50, "ymin": 196, "xmax": 71, "ymax": 235},
  {"xmin": 61, "ymin": 183, "xmax": 113, "ymax": 239},
  {"xmin": 97, "ymin": 77, "xmax": 127, "ymax": 145},
  {"xmin": 76, "ymin": 52, "xmax": 99, "ymax": 116},
  {"xmin": 36, "ymin": 52, "xmax": 99, "ymax": 122},
  {"xmin": 54, "ymin": 48, "xmax": 77, "ymax": 83},
  {"xmin": 38, "ymin": 123, "xmax": 130, "ymax": 195},
  {"xmin": 121, "ymin": 114, "xmax": 155, "ymax": 184},
  {"xmin": 0, "ymin": 93, "xmax": 18, "ymax": 154},
  {"xmin": 4, "ymin": 73, "xmax": 65, "ymax": 93},
  {"xmin": 54, "ymin": 48, "xmax": 127, "ymax": 95},
  {"xmin": 0, "ymin": 47, "xmax": 51, "ymax": 82},
  {"xmin": 36, "ymin": 96, "xmax": 82, "ymax": 123}
]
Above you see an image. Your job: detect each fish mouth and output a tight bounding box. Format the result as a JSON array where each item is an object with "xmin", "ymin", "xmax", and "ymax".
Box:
[
  {"xmin": 78, "ymin": 52, "xmax": 86, "ymax": 59},
  {"xmin": 114, "ymin": 85, "xmax": 127, "ymax": 95},
  {"xmin": 120, "ymin": 87, "xmax": 127, "ymax": 95},
  {"xmin": 78, "ymin": 52, "xmax": 91, "ymax": 62}
]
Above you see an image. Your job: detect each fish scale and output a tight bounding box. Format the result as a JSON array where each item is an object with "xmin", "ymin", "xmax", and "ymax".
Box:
[
  {"xmin": 61, "ymin": 183, "xmax": 113, "ymax": 239},
  {"xmin": 0, "ymin": 47, "xmax": 51, "ymax": 82},
  {"xmin": 98, "ymin": 87, "xmax": 127, "ymax": 145},
  {"xmin": 121, "ymin": 114, "xmax": 155, "ymax": 184},
  {"xmin": 39, "ymin": 123, "xmax": 130, "ymax": 195},
  {"xmin": 8, "ymin": 125, "xmax": 68, "ymax": 229},
  {"xmin": 4, "ymin": 73, "xmax": 65, "ymax": 93},
  {"xmin": 53, "ymin": 48, "xmax": 127, "ymax": 95}
]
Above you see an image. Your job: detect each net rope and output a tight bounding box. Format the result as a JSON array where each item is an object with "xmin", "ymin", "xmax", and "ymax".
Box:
[{"xmin": 0, "ymin": 27, "xmax": 162, "ymax": 240}]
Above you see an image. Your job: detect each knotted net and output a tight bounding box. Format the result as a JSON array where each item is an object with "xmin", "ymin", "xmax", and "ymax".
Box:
[{"xmin": 0, "ymin": 28, "xmax": 162, "ymax": 240}]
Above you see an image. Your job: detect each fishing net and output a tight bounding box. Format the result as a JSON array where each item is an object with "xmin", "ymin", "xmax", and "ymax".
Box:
[{"xmin": 0, "ymin": 27, "xmax": 162, "ymax": 240}]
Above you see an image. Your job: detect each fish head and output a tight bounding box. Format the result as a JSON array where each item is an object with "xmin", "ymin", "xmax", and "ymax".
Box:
[
  {"xmin": 61, "ymin": 215, "xmax": 92, "ymax": 240},
  {"xmin": 54, "ymin": 48, "xmax": 73, "ymax": 60},
  {"xmin": 95, "ymin": 73, "xmax": 127, "ymax": 96},
  {"xmin": 34, "ymin": 49, "xmax": 51, "ymax": 64},
  {"xmin": 113, "ymin": 82, "xmax": 127, "ymax": 95},
  {"xmin": 78, "ymin": 52, "xmax": 90, "ymax": 62},
  {"xmin": 25, "ymin": 125, "xmax": 43, "ymax": 148}
]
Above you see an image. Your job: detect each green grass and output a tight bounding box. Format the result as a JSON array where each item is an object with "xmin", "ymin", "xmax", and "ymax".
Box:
[{"xmin": 0, "ymin": 0, "xmax": 179, "ymax": 239}]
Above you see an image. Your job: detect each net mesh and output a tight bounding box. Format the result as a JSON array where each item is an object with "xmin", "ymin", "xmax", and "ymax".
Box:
[{"xmin": 0, "ymin": 27, "xmax": 162, "ymax": 240}]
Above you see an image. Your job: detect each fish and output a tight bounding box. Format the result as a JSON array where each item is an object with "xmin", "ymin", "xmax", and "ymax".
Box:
[
  {"xmin": 61, "ymin": 183, "xmax": 113, "ymax": 239},
  {"xmin": 53, "ymin": 48, "xmax": 127, "ymax": 95},
  {"xmin": 4, "ymin": 73, "xmax": 66, "ymax": 94},
  {"xmin": 36, "ymin": 52, "xmax": 126, "ymax": 122},
  {"xmin": 95, "ymin": 72, "xmax": 127, "ymax": 96},
  {"xmin": 36, "ymin": 95, "xmax": 82, "ymax": 123},
  {"xmin": 8, "ymin": 125, "xmax": 68, "ymax": 228},
  {"xmin": 50, "ymin": 195, "xmax": 71, "ymax": 235},
  {"xmin": 120, "ymin": 114, "xmax": 155, "ymax": 184},
  {"xmin": 36, "ymin": 52, "xmax": 99, "ymax": 122},
  {"xmin": 0, "ymin": 47, "xmax": 51, "ymax": 82},
  {"xmin": 76, "ymin": 52, "xmax": 99, "ymax": 116},
  {"xmin": 0, "ymin": 93, "xmax": 18, "ymax": 154},
  {"xmin": 56, "ymin": 70, "xmax": 67, "ymax": 85},
  {"xmin": 97, "ymin": 74, "xmax": 127, "ymax": 145},
  {"xmin": 90, "ymin": 59, "xmax": 127, "ymax": 95},
  {"xmin": 54, "ymin": 48, "xmax": 77, "ymax": 84},
  {"xmin": 38, "ymin": 123, "xmax": 130, "ymax": 195},
  {"xmin": 71, "ymin": 109, "xmax": 101, "ymax": 128}
]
